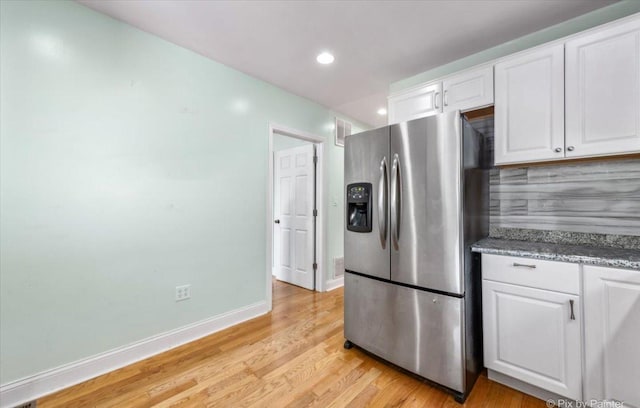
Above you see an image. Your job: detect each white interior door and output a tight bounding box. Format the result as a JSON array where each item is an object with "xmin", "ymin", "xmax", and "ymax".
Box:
[{"xmin": 274, "ymin": 144, "xmax": 315, "ymax": 290}]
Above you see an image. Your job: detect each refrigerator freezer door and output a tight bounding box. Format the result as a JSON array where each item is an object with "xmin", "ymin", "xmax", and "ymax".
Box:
[
  {"xmin": 344, "ymin": 273, "xmax": 466, "ymax": 393},
  {"xmin": 344, "ymin": 127, "xmax": 390, "ymax": 280},
  {"xmin": 390, "ymin": 111, "xmax": 464, "ymax": 295}
]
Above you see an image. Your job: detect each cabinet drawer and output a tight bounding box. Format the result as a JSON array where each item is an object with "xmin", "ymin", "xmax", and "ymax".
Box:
[{"xmin": 482, "ymin": 254, "xmax": 579, "ymax": 294}]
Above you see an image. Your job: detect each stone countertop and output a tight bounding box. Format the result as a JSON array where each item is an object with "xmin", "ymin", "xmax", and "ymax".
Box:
[{"xmin": 472, "ymin": 238, "xmax": 640, "ymax": 270}]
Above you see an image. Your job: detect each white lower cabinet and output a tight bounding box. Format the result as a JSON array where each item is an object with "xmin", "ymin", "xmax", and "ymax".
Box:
[
  {"xmin": 481, "ymin": 254, "xmax": 583, "ymax": 400},
  {"xmin": 583, "ymin": 265, "xmax": 640, "ymax": 408},
  {"xmin": 482, "ymin": 254, "xmax": 640, "ymax": 404},
  {"xmin": 483, "ymin": 280, "xmax": 582, "ymax": 400}
]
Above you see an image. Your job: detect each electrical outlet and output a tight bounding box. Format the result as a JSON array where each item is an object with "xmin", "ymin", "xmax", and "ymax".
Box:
[{"xmin": 175, "ymin": 284, "xmax": 191, "ymax": 301}]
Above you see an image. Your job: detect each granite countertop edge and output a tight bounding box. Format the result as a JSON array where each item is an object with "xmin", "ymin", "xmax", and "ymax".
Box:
[{"xmin": 472, "ymin": 238, "xmax": 640, "ymax": 271}]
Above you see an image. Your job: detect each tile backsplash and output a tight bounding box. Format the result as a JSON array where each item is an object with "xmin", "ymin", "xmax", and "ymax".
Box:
[{"xmin": 489, "ymin": 159, "xmax": 640, "ymax": 237}]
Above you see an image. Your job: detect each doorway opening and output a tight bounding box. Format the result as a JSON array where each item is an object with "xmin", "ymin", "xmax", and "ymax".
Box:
[{"xmin": 266, "ymin": 124, "xmax": 325, "ymax": 311}]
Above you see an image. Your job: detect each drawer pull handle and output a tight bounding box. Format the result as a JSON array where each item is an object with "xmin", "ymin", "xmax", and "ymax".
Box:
[
  {"xmin": 570, "ymin": 300, "xmax": 575, "ymax": 320},
  {"xmin": 512, "ymin": 262, "xmax": 536, "ymax": 269}
]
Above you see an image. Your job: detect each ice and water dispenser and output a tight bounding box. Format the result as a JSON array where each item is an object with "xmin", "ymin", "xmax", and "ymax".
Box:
[{"xmin": 346, "ymin": 183, "xmax": 372, "ymax": 232}]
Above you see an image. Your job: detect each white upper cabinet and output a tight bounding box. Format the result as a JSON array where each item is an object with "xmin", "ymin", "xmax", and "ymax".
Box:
[
  {"xmin": 388, "ymin": 65, "xmax": 494, "ymax": 124},
  {"xmin": 387, "ymin": 15, "xmax": 640, "ymax": 163},
  {"xmin": 494, "ymin": 44, "xmax": 565, "ymax": 165},
  {"xmin": 442, "ymin": 65, "xmax": 494, "ymax": 112},
  {"xmin": 388, "ymin": 81, "xmax": 442, "ymax": 124},
  {"xmin": 565, "ymin": 18, "xmax": 640, "ymax": 158},
  {"xmin": 583, "ymin": 265, "xmax": 640, "ymax": 407}
]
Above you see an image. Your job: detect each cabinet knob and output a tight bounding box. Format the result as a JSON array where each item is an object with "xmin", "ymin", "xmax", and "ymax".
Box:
[
  {"xmin": 567, "ymin": 146, "xmax": 575, "ymax": 152},
  {"xmin": 554, "ymin": 147, "xmax": 562, "ymax": 153}
]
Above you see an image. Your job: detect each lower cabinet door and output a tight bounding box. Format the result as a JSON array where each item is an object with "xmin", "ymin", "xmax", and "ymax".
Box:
[
  {"xmin": 483, "ymin": 280, "xmax": 582, "ymax": 399},
  {"xmin": 584, "ymin": 265, "xmax": 640, "ymax": 407}
]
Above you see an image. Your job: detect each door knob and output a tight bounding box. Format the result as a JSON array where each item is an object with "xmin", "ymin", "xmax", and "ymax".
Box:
[
  {"xmin": 274, "ymin": 219, "xmax": 280, "ymax": 224},
  {"xmin": 567, "ymin": 146, "xmax": 575, "ymax": 151},
  {"xmin": 554, "ymin": 147, "xmax": 562, "ymax": 153}
]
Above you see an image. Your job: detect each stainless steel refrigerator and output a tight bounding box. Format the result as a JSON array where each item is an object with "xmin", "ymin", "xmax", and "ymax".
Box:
[{"xmin": 343, "ymin": 111, "xmax": 490, "ymax": 403}]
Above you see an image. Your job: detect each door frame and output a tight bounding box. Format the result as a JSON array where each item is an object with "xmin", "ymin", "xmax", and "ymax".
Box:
[{"xmin": 266, "ymin": 123, "xmax": 326, "ymax": 310}]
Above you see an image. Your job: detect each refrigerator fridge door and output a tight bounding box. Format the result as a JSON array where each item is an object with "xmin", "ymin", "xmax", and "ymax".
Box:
[
  {"xmin": 344, "ymin": 126, "xmax": 390, "ymax": 280},
  {"xmin": 390, "ymin": 111, "xmax": 464, "ymax": 295},
  {"xmin": 344, "ymin": 273, "xmax": 466, "ymax": 393}
]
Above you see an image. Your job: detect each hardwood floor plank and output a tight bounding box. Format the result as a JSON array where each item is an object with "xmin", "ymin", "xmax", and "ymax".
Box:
[
  {"xmin": 347, "ymin": 383, "xmax": 379, "ymax": 408},
  {"xmin": 399, "ymin": 383, "xmax": 450, "ymax": 408},
  {"xmin": 260, "ymin": 345, "xmax": 327, "ymax": 381},
  {"xmin": 366, "ymin": 371, "xmax": 422, "ymax": 407},
  {"xmin": 203, "ymin": 372, "xmax": 264, "ymax": 408},
  {"xmin": 283, "ymin": 391, "xmax": 317, "ymax": 408},
  {"xmin": 157, "ymin": 367, "xmax": 256, "ymax": 408},
  {"xmin": 325, "ymin": 367, "xmax": 381, "ymax": 408},
  {"xmin": 132, "ymin": 378, "xmax": 198, "ymax": 408},
  {"xmin": 266, "ymin": 354, "xmax": 354, "ymax": 407},
  {"xmin": 37, "ymin": 281, "xmax": 547, "ymax": 407},
  {"xmin": 309, "ymin": 356, "xmax": 368, "ymax": 401},
  {"xmin": 310, "ymin": 362, "xmax": 376, "ymax": 407}
]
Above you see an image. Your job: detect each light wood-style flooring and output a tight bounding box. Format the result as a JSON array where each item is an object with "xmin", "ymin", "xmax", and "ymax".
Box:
[{"xmin": 39, "ymin": 280, "xmax": 546, "ymax": 407}]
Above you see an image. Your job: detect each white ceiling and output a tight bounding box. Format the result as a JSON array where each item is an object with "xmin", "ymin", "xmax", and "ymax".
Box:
[{"xmin": 78, "ymin": 0, "xmax": 616, "ymax": 128}]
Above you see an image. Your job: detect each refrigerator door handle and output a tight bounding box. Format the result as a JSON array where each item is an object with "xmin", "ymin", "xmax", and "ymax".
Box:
[
  {"xmin": 378, "ymin": 157, "xmax": 388, "ymax": 249},
  {"xmin": 391, "ymin": 153, "xmax": 402, "ymax": 250}
]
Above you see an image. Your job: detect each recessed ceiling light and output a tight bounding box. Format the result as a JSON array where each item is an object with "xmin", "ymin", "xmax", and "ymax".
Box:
[
  {"xmin": 316, "ymin": 52, "xmax": 335, "ymax": 65},
  {"xmin": 377, "ymin": 108, "xmax": 387, "ymax": 116}
]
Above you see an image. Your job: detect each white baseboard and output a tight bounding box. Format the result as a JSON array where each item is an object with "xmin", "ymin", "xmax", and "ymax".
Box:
[
  {"xmin": 0, "ymin": 301, "xmax": 269, "ymax": 408},
  {"xmin": 325, "ymin": 276, "xmax": 344, "ymax": 291}
]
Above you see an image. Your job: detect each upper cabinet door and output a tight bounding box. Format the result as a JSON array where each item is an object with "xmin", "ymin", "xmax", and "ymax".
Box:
[
  {"xmin": 566, "ymin": 19, "xmax": 640, "ymax": 158},
  {"xmin": 388, "ymin": 82, "xmax": 442, "ymax": 124},
  {"xmin": 443, "ymin": 65, "xmax": 494, "ymax": 112},
  {"xmin": 494, "ymin": 44, "xmax": 565, "ymax": 165}
]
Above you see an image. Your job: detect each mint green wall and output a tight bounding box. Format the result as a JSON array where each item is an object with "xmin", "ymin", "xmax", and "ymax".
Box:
[
  {"xmin": 0, "ymin": 0, "xmax": 366, "ymax": 383},
  {"xmin": 391, "ymin": 1, "xmax": 640, "ymax": 93}
]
